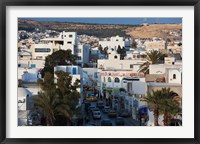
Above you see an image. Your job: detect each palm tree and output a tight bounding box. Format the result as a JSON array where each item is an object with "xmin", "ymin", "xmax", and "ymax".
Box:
[
  {"xmin": 32, "ymin": 90, "xmax": 71, "ymax": 126},
  {"xmin": 138, "ymin": 50, "xmax": 164, "ymax": 74},
  {"xmin": 159, "ymin": 88, "xmax": 181, "ymax": 126},
  {"xmin": 142, "ymin": 90, "xmax": 163, "ymax": 126},
  {"xmin": 32, "ymin": 72, "xmax": 77, "ymax": 126}
]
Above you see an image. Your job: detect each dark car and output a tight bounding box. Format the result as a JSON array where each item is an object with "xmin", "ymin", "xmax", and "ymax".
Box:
[
  {"xmin": 103, "ymin": 106, "xmax": 110, "ymax": 113},
  {"xmin": 88, "ymin": 105, "xmax": 96, "ymax": 113},
  {"xmin": 115, "ymin": 117, "xmax": 125, "ymax": 126},
  {"xmin": 108, "ymin": 110, "xmax": 117, "ymax": 118},
  {"xmin": 101, "ymin": 119, "xmax": 112, "ymax": 126},
  {"xmin": 84, "ymin": 101, "xmax": 91, "ymax": 111},
  {"xmin": 97, "ymin": 101, "xmax": 104, "ymax": 109},
  {"xmin": 118, "ymin": 111, "xmax": 130, "ymax": 117}
]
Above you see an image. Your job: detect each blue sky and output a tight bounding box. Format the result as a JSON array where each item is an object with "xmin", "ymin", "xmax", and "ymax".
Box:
[{"xmin": 20, "ymin": 18, "xmax": 182, "ymax": 25}]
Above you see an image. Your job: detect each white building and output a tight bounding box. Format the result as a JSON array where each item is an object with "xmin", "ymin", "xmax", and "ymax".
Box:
[
  {"xmin": 18, "ymin": 88, "xmax": 34, "ymax": 126},
  {"xmin": 31, "ymin": 43, "xmax": 57, "ymax": 60},
  {"xmin": 125, "ymin": 48, "xmax": 147, "ymax": 60},
  {"xmin": 99, "ymin": 35, "xmax": 131, "ymax": 49},
  {"xmin": 59, "ymin": 32, "xmax": 78, "ymax": 53},
  {"xmin": 167, "ymin": 43, "xmax": 182, "ymax": 54},
  {"xmin": 18, "ymin": 59, "xmax": 45, "ymax": 69},
  {"xmin": 97, "ymin": 50, "xmax": 146, "ymax": 97},
  {"xmin": 82, "ymin": 68, "xmax": 98, "ymax": 87},
  {"xmin": 18, "ymin": 67, "xmax": 42, "ymax": 82},
  {"xmin": 98, "ymin": 50, "xmax": 146, "ymax": 71},
  {"xmin": 75, "ymin": 44, "xmax": 90, "ymax": 65},
  {"xmin": 149, "ymin": 57, "xmax": 182, "ymax": 84},
  {"xmin": 144, "ymin": 38, "xmax": 167, "ymax": 51},
  {"xmin": 31, "ymin": 31, "xmax": 90, "ymax": 65}
]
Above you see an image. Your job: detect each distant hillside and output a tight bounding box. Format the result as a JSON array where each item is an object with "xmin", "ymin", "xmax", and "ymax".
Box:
[
  {"xmin": 18, "ymin": 19, "xmax": 181, "ymax": 40},
  {"xmin": 126, "ymin": 24, "xmax": 182, "ymax": 40}
]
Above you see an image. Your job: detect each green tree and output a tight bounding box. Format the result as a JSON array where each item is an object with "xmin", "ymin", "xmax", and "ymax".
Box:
[
  {"xmin": 41, "ymin": 49, "xmax": 76, "ymax": 77},
  {"xmin": 32, "ymin": 71, "xmax": 80, "ymax": 126},
  {"xmin": 159, "ymin": 88, "xmax": 181, "ymax": 126},
  {"xmin": 117, "ymin": 45, "xmax": 122, "ymax": 54},
  {"xmin": 121, "ymin": 47, "xmax": 126, "ymax": 60},
  {"xmin": 138, "ymin": 50, "xmax": 165, "ymax": 74},
  {"xmin": 131, "ymin": 39, "xmax": 137, "ymax": 48},
  {"xmin": 142, "ymin": 88, "xmax": 181, "ymax": 126},
  {"xmin": 142, "ymin": 90, "xmax": 163, "ymax": 126},
  {"xmin": 117, "ymin": 45, "xmax": 126, "ymax": 60},
  {"xmin": 98, "ymin": 44, "xmax": 103, "ymax": 52},
  {"xmin": 55, "ymin": 71, "xmax": 80, "ymax": 112}
]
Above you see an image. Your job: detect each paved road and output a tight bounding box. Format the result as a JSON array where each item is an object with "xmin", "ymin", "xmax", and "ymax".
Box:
[{"xmin": 83, "ymin": 100, "xmax": 140, "ymax": 126}]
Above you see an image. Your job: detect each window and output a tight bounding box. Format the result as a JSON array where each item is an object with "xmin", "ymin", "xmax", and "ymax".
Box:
[
  {"xmin": 77, "ymin": 56, "xmax": 82, "ymax": 60},
  {"xmin": 35, "ymin": 48, "xmax": 51, "ymax": 53},
  {"xmin": 36, "ymin": 56, "xmax": 43, "ymax": 59},
  {"xmin": 130, "ymin": 64, "xmax": 134, "ymax": 68},
  {"xmin": 114, "ymin": 55, "xmax": 118, "ymax": 59},
  {"xmin": 69, "ymin": 34, "xmax": 73, "ymax": 38},
  {"xmin": 67, "ymin": 41, "xmax": 72, "ymax": 44},
  {"xmin": 94, "ymin": 72, "xmax": 98, "ymax": 78},
  {"xmin": 103, "ymin": 77, "xmax": 106, "ymax": 82},
  {"xmin": 108, "ymin": 77, "xmax": 112, "ymax": 82},
  {"xmin": 114, "ymin": 77, "xmax": 120, "ymax": 83},
  {"xmin": 173, "ymin": 74, "xmax": 176, "ymax": 79},
  {"xmin": 78, "ymin": 49, "xmax": 81, "ymax": 53}
]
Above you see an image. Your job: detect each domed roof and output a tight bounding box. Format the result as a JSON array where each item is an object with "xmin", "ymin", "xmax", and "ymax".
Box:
[{"xmin": 18, "ymin": 87, "xmax": 32, "ymax": 97}]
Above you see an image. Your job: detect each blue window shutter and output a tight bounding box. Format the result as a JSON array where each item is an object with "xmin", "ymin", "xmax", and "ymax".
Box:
[{"xmin": 72, "ymin": 67, "xmax": 77, "ymax": 75}]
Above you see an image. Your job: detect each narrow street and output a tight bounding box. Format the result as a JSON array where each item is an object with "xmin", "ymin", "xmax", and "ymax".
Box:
[{"xmin": 82, "ymin": 100, "xmax": 140, "ymax": 126}]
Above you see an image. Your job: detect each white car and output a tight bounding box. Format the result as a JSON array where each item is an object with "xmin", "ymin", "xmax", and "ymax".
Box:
[{"xmin": 92, "ymin": 111, "xmax": 101, "ymax": 119}]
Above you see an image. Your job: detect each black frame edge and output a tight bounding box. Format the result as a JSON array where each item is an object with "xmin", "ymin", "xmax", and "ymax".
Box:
[
  {"xmin": 195, "ymin": 1, "xmax": 200, "ymax": 144},
  {"xmin": 0, "ymin": 0, "xmax": 200, "ymax": 144},
  {"xmin": 0, "ymin": 0, "xmax": 6, "ymax": 144},
  {"xmin": 2, "ymin": 0, "xmax": 199, "ymax": 6}
]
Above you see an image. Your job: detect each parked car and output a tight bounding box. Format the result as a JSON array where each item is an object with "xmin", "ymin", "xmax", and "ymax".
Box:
[
  {"xmin": 88, "ymin": 105, "xmax": 96, "ymax": 113},
  {"xmin": 115, "ymin": 117, "xmax": 125, "ymax": 126},
  {"xmin": 118, "ymin": 111, "xmax": 130, "ymax": 117},
  {"xmin": 103, "ymin": 106, "xmax": 110, "ymax": 113},
  {"xmin": 86, "ymin": 95, "xmax": 97, "ymax": 102},
  {"xmin": 86, "ymin": 92, "xmax": 97, "ymax": 102},
  {"xmin": 93, "ymin": 110, "xmax": 101, "ymax": 119},
  {"xmin": 101, "ymin": 119, "xmax": 112, "ymax": 126},
  {"xmin": 108, "ymin": 110, "xmax": 117, "ymax": 118},
  {"xmin": 92, "ymin": 107, "xmax": 100, "ymax": 112},
  {"xmin": 97, "ymin": 101, "xmax": 104, "ymax": 109},
  {"xmin": 84, "ymin": 101, "xmax": 91, "ymax": 111}
]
